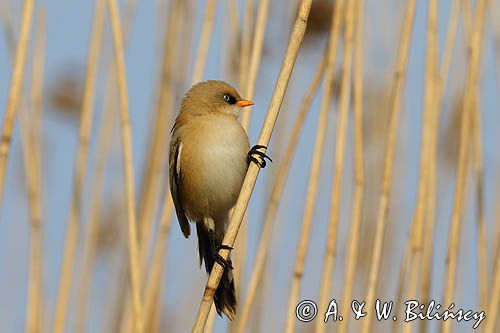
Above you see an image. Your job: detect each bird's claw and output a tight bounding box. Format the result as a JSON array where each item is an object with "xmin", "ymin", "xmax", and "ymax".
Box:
[
  {"xmin": 215, "ymin": 244, "xmax": 234, "ymax": 270},
  {"xmin": 215, "ymin": 254, "xmax": 234, "ymax": 270},
  {"xmin": 217, "ymin": 244, "xmax": 234, "ymax": 251},
  {"xmin": 247, "ymin": 145, "xmax": 272, "ymax": 168}
]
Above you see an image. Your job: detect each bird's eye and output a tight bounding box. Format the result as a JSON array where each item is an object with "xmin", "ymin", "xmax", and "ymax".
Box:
[{"xmin": 223, "ymin": 94, "xmax": 237, "ymax": 104}]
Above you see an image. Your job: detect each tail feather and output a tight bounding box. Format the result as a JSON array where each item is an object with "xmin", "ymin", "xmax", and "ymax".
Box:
[{"xmin": 196, "ymin": 224, "xmax": 237, "ymax": 319}]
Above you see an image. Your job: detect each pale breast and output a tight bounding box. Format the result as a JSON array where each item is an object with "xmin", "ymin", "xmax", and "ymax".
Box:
[{"xmin": 177, "ymin": 114, "xmax": 249, "ymax": 220}]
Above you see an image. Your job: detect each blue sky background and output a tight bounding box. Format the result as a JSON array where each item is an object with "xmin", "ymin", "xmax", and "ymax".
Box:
[{"xmin": 0, "ymin": 0, "xmax": 499, "ymax": 332}]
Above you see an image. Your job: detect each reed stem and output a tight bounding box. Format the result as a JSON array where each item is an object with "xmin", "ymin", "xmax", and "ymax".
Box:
[
  {"xmin": 419, "ymin": 3, "xmax": 461, "ymax": 332},
  {"xmin": 315, "ymin": 0, "xmax": 356, "ymax": 331},
  {"xmin": 236, "ymin": 49, "xmax": 328, "ymax": 333},
  {"xmin": 441, "ymin": 1, "xmax": 487, "ymax": 332},
  {"xmin": 191, "ymin": 1, "xmax": 314, "ymax": 331},
  {"xmin": 240, "ymin": 0, "xmax": 270, "ymax": 130},
  {"xmin": 0, "ymin": 0, "xmax": 35, "ymax": 210},
  {"xmin": 24, "ymin": 9, "xmax": 46, "ymax": 333},
  {"xmin": 52, "ymin": 1, "xmax": 105, "ymax": 331},
  {"xmin": 338, "ymin": 0, "xmax": 365, "ymax": 330},
  {"xmin": 191, "ymin": 0, "xmax": 217, "ymax": 84},
  {"xmin": 108, "ymin": 0, "xmax": 143, "ymax": 331},
  {"xmin": 284, "ymin": 1, "xmax": 343, "ymax": 332},
  {"xmin": 360, "ymin": 1, "xmax": 416, "ymax": 332},
  {"xmin": 402, "ymin": 2, "xmax": 438, "ymax": 332}
]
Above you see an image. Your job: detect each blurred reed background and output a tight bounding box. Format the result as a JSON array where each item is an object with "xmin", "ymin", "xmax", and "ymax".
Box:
[{"xmin": 0, "ymin": 0, "xmax": 499, "ymax": 332}]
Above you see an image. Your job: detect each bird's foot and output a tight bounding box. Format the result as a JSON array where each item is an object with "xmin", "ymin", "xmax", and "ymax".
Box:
[
  {"xmin": 247, "ymin": 145, "xmax": 272, "ymax": 168},
  {"xmin": 217, "ymin": 244, "xmax": 233, "ymax": 251},
  {"xmin": 214, "ymin": 248, "xmax": 234, "ymax": 270}
]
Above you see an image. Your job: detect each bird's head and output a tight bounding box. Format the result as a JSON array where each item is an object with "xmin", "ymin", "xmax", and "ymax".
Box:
[{"xmin": 181, "ymin": 80, "xmax": 254, "ymax": 117}]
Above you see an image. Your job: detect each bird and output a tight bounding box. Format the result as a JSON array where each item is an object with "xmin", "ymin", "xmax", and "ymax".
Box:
[{"xmin": 169, "ymin": 80, "xmax": 271, "ymax": 319}]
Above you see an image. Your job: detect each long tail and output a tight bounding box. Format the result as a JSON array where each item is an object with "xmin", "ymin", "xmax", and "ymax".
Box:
[{"xmin": 196, "ymin": 224, "xmax": 237, "ymax": 320}]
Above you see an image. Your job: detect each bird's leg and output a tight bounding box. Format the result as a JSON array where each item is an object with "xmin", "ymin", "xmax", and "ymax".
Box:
[
  {"xmin": 207, "ymin": 228, "xmax": 234, "ymax": 270},
  {"xmin": 247, "ymin": 144, "xmax": 272, "ymax": 168}
]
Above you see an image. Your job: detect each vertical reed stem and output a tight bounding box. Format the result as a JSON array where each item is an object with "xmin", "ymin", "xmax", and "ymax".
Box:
[
  {"xmin": 284, "ymin": 1, "xmax": 343, "ymax": 332},
  {"xmin": 239, "ymin": 0, "xmax": 254, "ymax": 92},
  {"xmin": 52, "ymin": 1, "xmax": 105, "ymax": 331},
  {"xmin": 143, "ymin": 195, "xmax": 174, "ymax": 332},
  {"xmin": 315, "ymin": 0, "xmax": 356, "ymax": 331},
  {"xmin": 0, "ymin": 0, "xmax": 35, "ymax": 209},
  {"xmin": 338, "ymin": 0, "xmax": 365, "ymax": 330},
  {"xmin": 484, "ymin": 227, "xmax": 500, "ymax": 332},
  {"xmin": 108, "ymin": 0, "xmax": 143, "ymax": 331},
  {"xmin": 191, "ymin": 0, "xmax": 217, "ymax": 84},
  {"xmin": 24, "ymin": 9, "xmax": 46, "ymax": 333},
  {"xmin": 240, "ymin": 0, "xmax": 270, "ymax": 130},
  {"xmin": 441, "ymin": 1, "xmax": 487, "ymax": 332},
  {"xmin": 234, "ymin": 1, "xmax": 270, "ymax": 323},
  {"xmin": 402, "ymin": 2, "xmax": 438, "ymax": 332},
  {"xmin": 236, "ymin": 49, "xmax": 327, "ymax": 333},
  {"xmin": 74, "ymin": 75, "xmax": 118, "ymax": 333},
  {"xmin": 361, "ymin": 1, "xmax": 416, "ymax": 332},
  {"xmin": 420, "ymin": 3, "xmax": 460, "ymax": 332}
]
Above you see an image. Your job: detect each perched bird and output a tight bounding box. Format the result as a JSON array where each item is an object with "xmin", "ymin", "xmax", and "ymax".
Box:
[{"xmin": 169, "ymin": 80, "xmax": 270, "ymax": 319}]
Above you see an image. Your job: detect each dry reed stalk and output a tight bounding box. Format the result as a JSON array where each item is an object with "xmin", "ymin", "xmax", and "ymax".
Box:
[
  {"xmin": 0, "ymin": 0, "xmax": 34, "ymax": 209},
  {"xmin": 204, "ymin": 305, "xmax": 217, "ymax": 333},
  {"xmin": 484, "ymin": 244, "xmax": 500, "ymax": 332},
  {"xmin": 401, "ymin": 3, "xmax": 438, "ymax": 333},
  {"xmin": 52, "ymin": 1, "xmax": 105, "ymax": 331},
  {"xmin": 461, "ymin": 0, "xmax": 472, "ymax": 34},
  {"xmin": 1, "ymin": 4, "xmax": 45, "ymax": 331},
  {"xmin": 441, "ymin": 1, "xmax": 487, "ymax": 332},
  {"xmin": 176, "ymin": 0, "xmax": 196, "ymax": 95},
  {"xmin": 225, "ymin": 0, "xmax": 252, "ymax": 311},
  {"xmin": 463, "ymin": 2, "xmax": 488, "ymax": 313},
  {"xmin": 121, "ymin": 2, "xmax": 181, "ymax": 332},
  {"xmin": 234, "ymin": 0, "xmax": 270, "ymax": 322},
  {"xmin": 136, "ymin": 0, "xmax": 181, "ymax": 252},
  {"xmin": 108, "ymin": 0, "xmax": 143, "ymax": 331},
  {"xmin": 19, "ymin": 100, "xmax": 42, "ymax": 333},
  {"xmin": 360, "ymin": 1, "xmax": 417, "ymax": 332},
  {"xmin": 495, "ymin": 215, "xmax": 500, "ymax": 272},
  {"xmin": 419, "ymin": 2, "xmax": 461, "ymax": 330},
  {"xmin": 136, "ymin": 3, "xmax": 182, "ymax": 331},
  {"xmin": 192, "ymin": 1, "xmax": 313, "ymax": 331},
  {"xmin": 76, "ymin": 2, "xmax": 139, "ymax": 331},
  {"xmin": 74, "ymin": 77, "xmax": 117, "ymax": 333},
  {"xmin": 283, "ymin": 1, "xmax": 343, "ymax": 332},
  {"xmin": 1, "ymin": 2, "xmax": 46, "ymax": 326},
  {"xmin": 191, "ymin": 0, "xmax": 217, "ymax": 84},
  {"xmin": 239, "ymin": 0, "xmax": 254, "ymax": 92},
  {"xmin": 225, "ymin": 0, "xmax": 239, "ymax": 41},
  {"xmin": 75, "ymin": 100, "xmax": 116, "ymax": 333},
  {"xmin": 493, "ymin": 1, "xmax": 500, "ymax": 112},
  {"xmin": 235, "ymin": 49, "xmax": 328, "ymax": 333},
  {"xmin": 390, "ymin": 220, "xmax": 418, "ymax": 333},
  {"xmin": 223, "ymin": 0, "xmax": 240, "ymax": 77},
  {"xmin": 0, "ymin": 0, "xmax": 15, "ymax": 52},
  {"xmin": 314, "ymin": 1, "xmax": 355, "ymax": 332},
  {"xmin": 221, "ymin": 0, "xmax": 240, "ymax": 80},
  {"xmin": 30, "ymin": 8, "xmax": 45, "ymax": 178},
  {"xmin": 338, "ymin": 0, "xmax": 365, "ymax": 331},
  {"xmin": 142, "ymin": 194, "xmax": 174, "ymax": 332},
  {"xmin": 23, "ymin": 9, "xmax": 46, "ymax": 333},
  {"xmin": 471, "ymin": 94, "xmax": 488, "ymax": 311},
  {"xmin": 240, "ymin": 0, "xmax": 270, "ymax": 130}
]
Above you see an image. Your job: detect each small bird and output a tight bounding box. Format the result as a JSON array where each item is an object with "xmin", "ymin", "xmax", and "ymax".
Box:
[{"xmin": 169, "ymin": 80, "xmax": 270, "ymax": 319}]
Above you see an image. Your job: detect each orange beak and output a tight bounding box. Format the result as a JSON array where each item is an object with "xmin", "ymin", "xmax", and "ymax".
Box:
[{"xmin": 236, "ymin": 99, "xmax": 254, "ymax": 107}]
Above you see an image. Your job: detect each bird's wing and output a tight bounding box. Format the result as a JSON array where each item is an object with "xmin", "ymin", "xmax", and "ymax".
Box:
[{"xmin": 169, "ymin": 137, "xmax": 191, "ymax": 238}]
